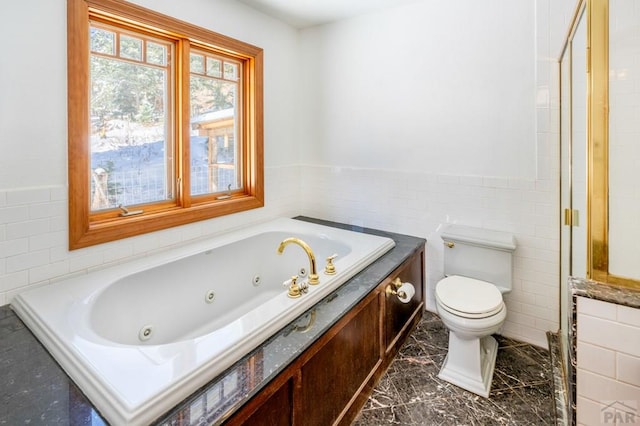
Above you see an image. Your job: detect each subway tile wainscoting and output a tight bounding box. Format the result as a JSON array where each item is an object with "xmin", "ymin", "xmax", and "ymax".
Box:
[
  {"xmin": 568, "ymin": 279, "xmax": 640, "ymax": 426},
  {"xmin": 577, "ymin": 297, "xmax": 640, "ymax": 425},
  {"xmin": 0, "ymin": 169, "xmax": 559, "ymax": 348},
  {"xmin": 300, "ymin": 167, "xmax": 560, "ymax": 348},
  {"xmin": 0, "ymin": 165, "xmax": 301, "ymax": 306}
]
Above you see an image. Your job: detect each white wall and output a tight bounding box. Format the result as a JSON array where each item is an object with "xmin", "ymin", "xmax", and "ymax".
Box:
[
  {"xmin": 0, "ymin": 0, "xmax": 576, "ymax": 348},
  {"xmin": 297, "ymin": 0, "xmax": 565, "ymax": 347},
  {"xmin": 0, "ymin": 0, "xmax": 302, "ymax": 305},
  {"xmin": 1, "ymin": 1, "xmax": 67, "ymax": 188},
  {"xmin": 298, "ymin": 1, "xmax": 536, "ymax": 177}
]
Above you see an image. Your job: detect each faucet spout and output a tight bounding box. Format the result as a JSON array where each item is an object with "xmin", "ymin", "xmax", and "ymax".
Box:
[{"xmin": 277, "ymin": 237, "xmax": 320, "ymax": 285}]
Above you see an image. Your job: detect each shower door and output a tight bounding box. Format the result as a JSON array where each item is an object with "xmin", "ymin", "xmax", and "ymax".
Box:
[
  {"xmin": 559, "ymin": 1, "xmax": 587, "ymax": 394},
  {"xmin": 559, "ymin": 0, "xmax": 640, "ymax": 421}
]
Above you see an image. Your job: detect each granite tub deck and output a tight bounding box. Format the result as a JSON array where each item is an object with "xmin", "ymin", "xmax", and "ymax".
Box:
[
  {"xmin": 354, "ymin": 311, "xmax": 555, "ymax": 425},
  {"xmin": 1, "ymin": 217, "xmax": 425, "ymax": 425},
  {"xmin": 11, "ymin": 218, "xmax": 399, "ymax": 425}
]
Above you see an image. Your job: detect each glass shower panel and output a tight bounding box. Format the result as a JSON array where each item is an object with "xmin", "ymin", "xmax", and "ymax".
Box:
[
  {"xmin": 559, "ymin": 6, "xmax": 587, "ymax": 395},
  {"xmin": 608, "ymin": 0, "xmax": 640, "ymax": 279},
  {"xmin": 571, "ymin": 15, "xmax": 588, "ymax": 279},
  {"xmin": 560, "ymin": 46, "xmax": 572, "ymax": 367}
]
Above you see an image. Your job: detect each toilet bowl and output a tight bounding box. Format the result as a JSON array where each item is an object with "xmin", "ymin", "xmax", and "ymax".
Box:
[
  {"xmin": 435, "ymin": 224, "xmax": 516, "ymax": 398},
  {"xmin": 435, "ymin": 275, "xmax": 506, "ymax": 397}
]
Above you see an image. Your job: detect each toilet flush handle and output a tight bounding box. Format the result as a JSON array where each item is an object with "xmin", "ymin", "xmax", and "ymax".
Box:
[{"xmin": 444, "ymin": 241, "xmax": 455, "ymax": 248}]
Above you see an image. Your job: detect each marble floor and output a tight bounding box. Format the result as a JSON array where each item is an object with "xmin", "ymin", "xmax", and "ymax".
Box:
[{"xmin": 353, "ymin": 312, "xmax": 555, "ymax": 425}]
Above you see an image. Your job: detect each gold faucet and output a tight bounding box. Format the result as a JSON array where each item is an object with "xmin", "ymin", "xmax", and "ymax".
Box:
[{"xmin": 277, "ymin": 237, "xmax": 320, "ymax": 285}]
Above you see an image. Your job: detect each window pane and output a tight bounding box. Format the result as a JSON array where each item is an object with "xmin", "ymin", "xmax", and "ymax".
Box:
[
  {"xmin": 206, "ymin": 57, "xmax": 222, "ymax": 78},
  {"xmin": 147, "ymin": 42, "xmax": 167, "ymax": 65},
  {"xmin": 90, "ymin": 53, "xmax": 172, "ymax": 210},
  {"xmin": 120, "ymin": 34, "xmax": 143, "ymax": 61},
  {"xmin": 223, "ymin": 62, "xmax": 238, "ymax": 81},
  {"xmin": 90, "ymin": 27, "xmax": 115, "ymax": 55},
  {"xmin": 190, "ymin": 53, "xmax": 204, "ymax": 74},
  {"xmin": 190, "ymin": 75, "xmax": 240, "ymax": 196}
]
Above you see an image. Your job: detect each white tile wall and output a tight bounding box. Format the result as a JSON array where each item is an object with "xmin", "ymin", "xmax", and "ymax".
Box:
[
  {"xmin": 0, "ymin": 165, "xmax": 301, "ymax": 303},
  {"xmin": 577, "ymin": 297, "xmax": 640, "ymax": 426},
  {"xmin": 578, "ymin": 314, "xmax": 640, "ymax": 358},
  {"xmin": 0, "ymin": 170, "xmax": 561, "ymax": 348},
  {"xmin": 578, "ymin": 341, "xmax": 617, "ymax": 378},
  {"xmin": 301, "ymin": 166, "xmax": 558, "ymax": 348}
]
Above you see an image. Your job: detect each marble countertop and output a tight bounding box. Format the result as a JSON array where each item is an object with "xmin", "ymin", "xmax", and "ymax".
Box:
[
  {"xmin": 1, "ymin": 217, "xmax": 425, "ymax": 425},
  {"xmin": 570, "ymin": 276, "xmax": 640, "ymax": 309}
]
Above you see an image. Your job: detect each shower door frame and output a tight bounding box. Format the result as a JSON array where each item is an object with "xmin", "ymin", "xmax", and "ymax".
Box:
[{"xmin": 559, "ymin": 1, "xmax": 588, "ymax": 420}]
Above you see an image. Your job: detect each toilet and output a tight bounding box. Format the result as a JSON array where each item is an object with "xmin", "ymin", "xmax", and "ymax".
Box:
[{"xmin": 435, "ymin": 224, "xmax": 516, "ymax": 397}]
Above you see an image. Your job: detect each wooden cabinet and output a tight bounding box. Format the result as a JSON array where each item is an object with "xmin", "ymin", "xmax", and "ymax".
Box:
[
  {"xmin": 224, "ymin": 246, "xmax": 424, "ymax": 426},
  {"xmin": 230, "ymin": 378, "xmax": 293, "ymax": 426},
  {"xmin": 300, "ymin": 295, "xmax": 380, "ymax": 425}
]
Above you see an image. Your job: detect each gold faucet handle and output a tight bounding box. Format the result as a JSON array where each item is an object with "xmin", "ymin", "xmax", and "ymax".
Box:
[
  {"xmin": 324, "ymin": 254, "xmax": 338, "ymax": 275},
  {"xmin": 284, "ymin": 275, "xmax": 302, "ymax": 298},
  {"xmin": 282, "ymin": 275, "xmax": 296, "ymax": 287}
]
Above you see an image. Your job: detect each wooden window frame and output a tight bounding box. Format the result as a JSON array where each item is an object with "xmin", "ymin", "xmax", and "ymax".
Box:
[{"xmin": 68, "ymin": 0, "xmax": 263, "ymax": 250}]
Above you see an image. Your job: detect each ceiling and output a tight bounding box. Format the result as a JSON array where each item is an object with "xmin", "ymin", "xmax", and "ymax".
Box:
[{"xmin": 236, "ymin": 0, "xmax": 422, "ymax": 28}]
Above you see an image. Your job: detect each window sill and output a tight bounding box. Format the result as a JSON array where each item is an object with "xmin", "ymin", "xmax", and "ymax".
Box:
[{"xmin": 70, "ymin": 195, "xmax": 264, "ymax": 250}]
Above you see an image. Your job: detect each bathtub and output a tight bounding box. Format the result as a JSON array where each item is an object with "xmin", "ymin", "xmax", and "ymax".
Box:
[{"xmin": 11, "ymin": 218, "xmax": 395, "ymax": 425}]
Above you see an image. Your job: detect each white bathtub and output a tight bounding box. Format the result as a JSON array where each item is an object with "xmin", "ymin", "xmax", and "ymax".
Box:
[{"xmin": 11, "ymin": 218, "xmax": 395, "ymax": 425}]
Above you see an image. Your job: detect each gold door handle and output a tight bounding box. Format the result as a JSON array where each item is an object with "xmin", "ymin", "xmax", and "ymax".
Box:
[{"xmin": 564, "ymin": 209, "xmax": 579, "ymax": 226}]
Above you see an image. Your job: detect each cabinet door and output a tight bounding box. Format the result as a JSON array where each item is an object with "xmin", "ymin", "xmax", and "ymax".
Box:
[
  {"xmin": 224, "ymin": 378, "xmax": 293, "ymax": 426},
  {"xmin": 384, "ymin": 249, "xmax": 424, "ymax": 351},
  {"xmin": 299, "ymin": 296, "xmax": 380, "ymax": 426}
]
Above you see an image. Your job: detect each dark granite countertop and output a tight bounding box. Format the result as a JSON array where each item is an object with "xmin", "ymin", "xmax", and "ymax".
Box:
[
  {"xmin": 570, "ymin": 276, "xmax": 640, "ymax": 309},
  {"xmin": 1, "ymin": 217, "xmax": 425, "ymax": 425}
]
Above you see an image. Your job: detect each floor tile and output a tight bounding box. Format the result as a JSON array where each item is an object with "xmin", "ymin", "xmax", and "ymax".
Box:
[{"xmin": 353, "ymin": 313, "xmax": 555, "ymax": 425}]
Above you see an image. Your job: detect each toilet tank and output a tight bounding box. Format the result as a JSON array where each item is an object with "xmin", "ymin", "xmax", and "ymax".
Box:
[{"xmin": 441, "ymin": 224, "xmax": 516, "ymax": 293}]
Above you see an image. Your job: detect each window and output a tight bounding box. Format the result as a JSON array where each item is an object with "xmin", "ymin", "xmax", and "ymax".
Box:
[{"xmin": 68, "ymin": 0, "xmax": 263, "ymax": 249}]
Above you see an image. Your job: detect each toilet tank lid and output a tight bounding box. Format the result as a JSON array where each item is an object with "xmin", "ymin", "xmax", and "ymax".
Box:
[{"xmin": 441, "ymin": 224, "xmax": 516, "ymax": 251}]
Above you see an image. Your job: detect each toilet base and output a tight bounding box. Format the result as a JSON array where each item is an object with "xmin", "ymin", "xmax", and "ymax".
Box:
[{"xmin": 437, "ymin": 334, "xmax": 499, "ymax": 398}]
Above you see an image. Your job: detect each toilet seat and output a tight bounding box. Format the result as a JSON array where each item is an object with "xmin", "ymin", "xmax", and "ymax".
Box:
[{"xmin": 436, "ymin": 275, "xmax": 504, "ymax": 319}]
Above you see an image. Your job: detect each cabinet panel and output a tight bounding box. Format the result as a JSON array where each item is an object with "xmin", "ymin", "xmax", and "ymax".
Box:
[
  {"xmin": 300, "ymin": 296, "xmax": 380, "ymax": 425},
  {"xmin": 385, "ymin": 248, "xmax": 424, "ymax": 351},
  {"xmin": 246, "ymin": 379, "xmax": 292, "ymax": 426},
  {"xmin": 224, "ymin": 378, "xmax": 292, "ymax": 426}
]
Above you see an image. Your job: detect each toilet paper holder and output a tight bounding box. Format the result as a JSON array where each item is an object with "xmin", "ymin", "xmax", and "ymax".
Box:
[{"xmin": 386, "ymin": 277, "xmax": 408, "ymax": 299}]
